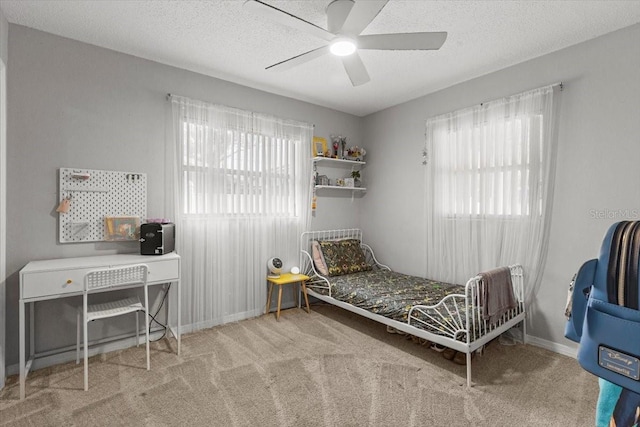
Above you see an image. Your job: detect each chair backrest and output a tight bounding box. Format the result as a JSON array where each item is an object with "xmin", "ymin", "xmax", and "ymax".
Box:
[{"xmin": 84, "ymin": 264, "xmax": 148, "ymax": 293}]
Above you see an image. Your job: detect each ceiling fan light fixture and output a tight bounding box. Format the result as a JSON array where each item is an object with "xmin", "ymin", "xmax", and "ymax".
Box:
[{"xmin": 330, "ymin": 37, "xmax": 357, "ymax": 56}]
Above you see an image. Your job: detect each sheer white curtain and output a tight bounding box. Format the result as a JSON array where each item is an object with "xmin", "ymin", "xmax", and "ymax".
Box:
[
  {"xmin": 424, "ymin": 85, "xmax": 560, "ymax": 303},
  {"xmin": 170, "ymin": 96, "xmax": 313, "ymax": 330}
]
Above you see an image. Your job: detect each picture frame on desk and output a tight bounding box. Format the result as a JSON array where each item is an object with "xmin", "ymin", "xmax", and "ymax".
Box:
[{"xmin": 104, "ymin": 216, "xmax": 140, "ymax": 241}]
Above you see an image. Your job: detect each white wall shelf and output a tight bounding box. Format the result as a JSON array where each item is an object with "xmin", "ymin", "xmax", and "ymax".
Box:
[
  {"xmin": 312, "ymin": 156, "xmax": 367, "ymax": 201},
  {"xmin": 312, "ymin": 156, "xmax": 365, "ymax": 167},
  {"xmin": 315, "ymin": 185, "xmax": 366, "ymax": 192}
]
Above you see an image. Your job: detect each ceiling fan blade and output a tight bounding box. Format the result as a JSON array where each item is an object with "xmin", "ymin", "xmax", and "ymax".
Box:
[
  {"xmin": 243, "ymin": 0, "xmax": 335, "ymax": 42},
  {"xmin": 358, "ymin": 32, "xmax": 448, "ymax": 50},
  {"xmin": 266, "ymin": 45, "xmax": 330, "ymax": 71},
  {"xmin": 325, "ymin": 0, "xmax": 354, "ymax": 33},
  {"xmin": 339, "ymin": 0, "xmax": 388, "ymax": 36},
  {"xmin": 341, "ymin": 52, "xmax": 370, "ymax": 86}
]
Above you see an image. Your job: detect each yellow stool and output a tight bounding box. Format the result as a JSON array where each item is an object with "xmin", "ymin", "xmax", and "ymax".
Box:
[{"xmin": 265, "ymin": 273, "xmax": 311, "ymax": 320}]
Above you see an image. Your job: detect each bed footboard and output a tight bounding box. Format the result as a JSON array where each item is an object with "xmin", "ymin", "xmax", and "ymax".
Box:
[{"xmin": 408, "ymin": 264, "xmax": 525, "ymax": 348}]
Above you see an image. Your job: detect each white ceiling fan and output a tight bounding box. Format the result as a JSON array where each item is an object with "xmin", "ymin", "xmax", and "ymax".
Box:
[{"xmin": 243, "ymin": 0, "xmax": 447, "ymax": 86}]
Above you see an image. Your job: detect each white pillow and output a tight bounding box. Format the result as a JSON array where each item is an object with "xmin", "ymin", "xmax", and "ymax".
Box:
[{"xmin": 311, "ymin": 240, "xmax": 328, "ymax": 275}]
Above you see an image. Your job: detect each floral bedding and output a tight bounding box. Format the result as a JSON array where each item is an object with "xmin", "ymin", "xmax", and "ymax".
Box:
[{"xmin": 313, "ymin": 269, "xmax": 465, "ymax": 323}]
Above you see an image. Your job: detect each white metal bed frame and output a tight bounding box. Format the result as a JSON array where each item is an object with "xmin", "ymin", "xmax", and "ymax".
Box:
[{"xmin": 300, "ymin": 228, "xmax": 526, "ymax": 387}]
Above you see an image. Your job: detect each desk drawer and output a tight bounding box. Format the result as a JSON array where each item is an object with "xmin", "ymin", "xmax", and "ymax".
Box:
[
  {"xmin": 21, "ymin": 258, "xmax": 180, "ymax": 300},
  {"xmin": 22, "ymin": 269, "xmax": 87, "ymax": 299},
  {"xmin": 147, "ymin": 259, "xmax": 179, "ymax": 284}
]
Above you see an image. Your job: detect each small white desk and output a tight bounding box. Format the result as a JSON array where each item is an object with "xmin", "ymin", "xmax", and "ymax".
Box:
[{"xmin": 19, "ymin": 253, "xmax": 181, "ymax": 400}]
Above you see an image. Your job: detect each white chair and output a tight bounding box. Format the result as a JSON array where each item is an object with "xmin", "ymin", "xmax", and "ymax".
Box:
[{"xmin": 76, "ymin": 264, "xmax": 150, "ymax": 391}]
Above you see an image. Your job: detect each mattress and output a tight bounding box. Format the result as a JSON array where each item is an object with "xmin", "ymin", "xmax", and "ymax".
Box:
[{"xmin": 314, "ymin": 269, "xmax": 465, "ymax": 323}]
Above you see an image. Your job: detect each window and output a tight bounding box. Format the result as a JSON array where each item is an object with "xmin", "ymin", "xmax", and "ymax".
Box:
[
  {"xmin": 434, "ymin": 113, "xmax": 544, "ymax": 217},
  {"xmin": 180, "ymin": 121, "xmax": 300, "ymax": 217}
]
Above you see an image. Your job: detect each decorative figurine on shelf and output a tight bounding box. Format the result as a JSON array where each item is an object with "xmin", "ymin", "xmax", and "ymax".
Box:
[
  {"xmin": 346, "ymin": 146, "xmax": 366, "ymax": 161},
  {"xmin": 331, "ymin": 134, "xmax": 348, "ymax": 159}
]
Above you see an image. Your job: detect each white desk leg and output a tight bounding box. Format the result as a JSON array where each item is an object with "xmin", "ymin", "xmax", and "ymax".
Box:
[
  {"xmin": 29, "ymin": 302, "xmax": 34, "ymax": 359},
  {"xmin": 177, "ymin": 279, "xmax": 181, "ymax": 355},
  {"xmin": 19, "ymin": 299, "xmax": 25, "ymax": 400}
]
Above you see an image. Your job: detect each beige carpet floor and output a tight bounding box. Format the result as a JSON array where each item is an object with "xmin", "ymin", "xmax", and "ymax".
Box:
[{"xmin": 1, "ymin": 303, "xmax": 598, "ymax": 426}]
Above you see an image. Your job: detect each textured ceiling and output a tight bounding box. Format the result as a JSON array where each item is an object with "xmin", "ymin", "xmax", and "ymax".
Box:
[{"xmin": 1, "ymin": 0, "xmax": 640, "ymax": 116}]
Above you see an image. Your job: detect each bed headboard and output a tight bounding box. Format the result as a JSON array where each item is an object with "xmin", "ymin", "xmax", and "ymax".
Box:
[{"xmin": 299, "ymin": 228, "xmax": 363, "ymax": 275}]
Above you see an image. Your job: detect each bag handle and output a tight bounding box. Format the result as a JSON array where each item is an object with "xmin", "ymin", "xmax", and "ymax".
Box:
[{"xmin": 626, "ymin": 221, "xmax": 640, "ymax": 309}]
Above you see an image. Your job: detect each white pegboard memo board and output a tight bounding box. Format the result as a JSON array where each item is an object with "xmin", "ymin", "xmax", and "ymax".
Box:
[{"xmin": 58, "ymin": 168, "xmax": 147, "ymax": 243}]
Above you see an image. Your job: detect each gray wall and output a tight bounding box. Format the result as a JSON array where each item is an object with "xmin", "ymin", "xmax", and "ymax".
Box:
[
  {"xmin": 361, "ymin": 23, "xmax": 640, "ymax": 354},
  {"xmin": 0, "ymin": 9, "xmax": 6, "ymax": 64},
  {"xmin": 4, "ymin": 25, "xmax": 363, "ymax": 370}
]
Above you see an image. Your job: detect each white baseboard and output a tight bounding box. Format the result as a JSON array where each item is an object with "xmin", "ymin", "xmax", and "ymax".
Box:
[
  {"xmin": 179, "ymin": 308, "xmax": 264, "ymax": 335},
  {"xmin": 525, "ymin": 334, "xmax": 578, "ymax": 359}
]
